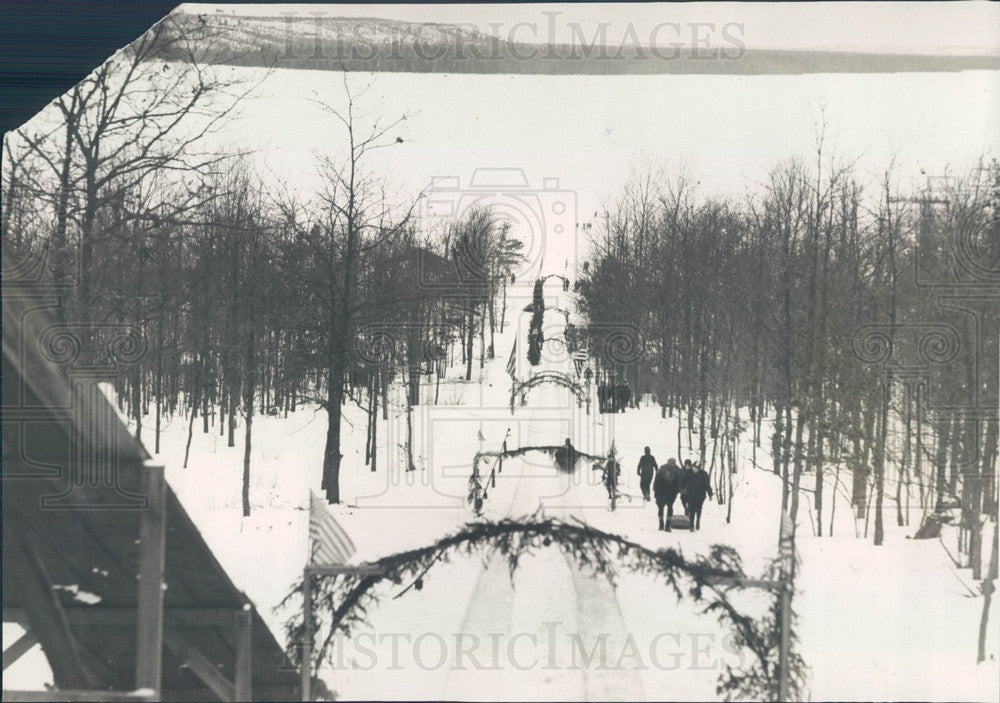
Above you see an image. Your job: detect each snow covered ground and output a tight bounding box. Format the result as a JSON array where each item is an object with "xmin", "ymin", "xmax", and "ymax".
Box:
[{"xmin": 5, "ymin": 281, "xmax": 997, "ymax": 701}]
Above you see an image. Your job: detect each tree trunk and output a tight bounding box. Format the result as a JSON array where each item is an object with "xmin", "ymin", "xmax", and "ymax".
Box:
[
  {"xmin": 790, "ymin": 407, "xmax": 807, "ymax": 524},
  {"xmin": 935, "ymin": 413, "xmax": 952, "ymax": 508},
  {"xmin": 131, "ymin": 361, "xmax": 143, "ymax": 444},
  {"xmin": 983, "ymin": 416, "xmax": 999, "ymax": 519},
  {"xmin": 488, "ymin": 285, "xmax": 496, "ymax": 358},
  {"xmin": 915, "ymin": 387, "xmax": 926, "ymax": 511},
  {"xmin": 242, "ymin": 330, "xmax": 257, "ymax": 517},
  {"xmin": 676, "ymin": 408, "xmax": 683, "ymax": 463},
  {"xmin": 465, "ymin": 302, "xmax": 475, "ymax": 381},
  {"xmin": 950, "ymin": 413, "xmax": 963, "ymax": 497},
  {"xmin": 479, "ymin": 301, "xmax": 486, "ymax": 369},
  {"xmin": 874, "ymin": 376, "xmax": 890, "ymax": 546},
  {"xmin": 829, "ymin": 458, "xmax": 841, "ymax": 537},
  {"xmin": 500, "ymin": 278, "xmax": 508, "ymax": 333},
  {"xmin": 405, "ymin": 376, "xmax": 416, "ymax": 472},
  {"xmin": 202, "ymin": 354, "xmax": 211, "ymax": 434},
  {"xmin": 977, "ymin": 520, "xmax": 998, "ymax": 663},
  {"xmin": 365, "ymin": 375, "xmax": 375, "ymax": 468},
  {"xmin": 772, "ymin": 405, "xmax": 784, "ymax": 476},
  {"xmin": 154, "ymin": 304, "xmax": 164, "ymax": 455},
  {"xmin": 813, "ymin": 413, "xmax": 824, "ymax": 537},
  {"xmin": 968, "ymin": 420, "xmax": 986, "ymax": 579},
  {"xmin": 322, "ymin": 381, "xmax": 343, "ymax": 503},
  {"xmin": 782, "ymin": 405, "xmax": 794, "ymax": 509},
  {"xmin": 854, "ymin": 402, "xmax": 875, "ymax": 517},
  {"xmin": 899, "ymin": 389, "xmax": 912, "ymax": 527},
  {"xmin": 183, "ymin": 364, "xmax": 200, "ymax": 469},
  {"xmin": 371, "ymin": 371, "xmax": 379, "ymax": 472}
]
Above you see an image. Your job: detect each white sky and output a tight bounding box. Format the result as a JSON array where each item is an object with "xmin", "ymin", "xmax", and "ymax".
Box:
[{"xmin": 181, "ymin": 2, "xmax": 1000, "ymax": 54}]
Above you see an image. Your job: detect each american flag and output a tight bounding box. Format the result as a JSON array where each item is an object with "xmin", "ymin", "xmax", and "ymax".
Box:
[
  {"xmin": 506, "ymin": 340, "xmax": 517, "ymax": 379},
  {"xmin": 308, "ymin": 490, "xmax": 356, "ymax": 566}
]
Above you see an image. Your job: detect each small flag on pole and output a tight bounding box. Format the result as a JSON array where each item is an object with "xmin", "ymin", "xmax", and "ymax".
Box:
[
  {"xmin": 308, "ymin": 490, "xmax": 356, "ymax": 566},
  {"xmin": 506, "ymin": 341, "xmax": 517, "ymax": 379}
]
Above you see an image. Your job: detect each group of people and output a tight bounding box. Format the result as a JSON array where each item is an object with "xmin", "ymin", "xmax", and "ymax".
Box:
[
  {"xmin": 636, "ymin": 447, "xmax": 713, "ymax": 531},
  {"xmin": 586, "ymin": 441, "xmax": 713, "ymax": 532}
]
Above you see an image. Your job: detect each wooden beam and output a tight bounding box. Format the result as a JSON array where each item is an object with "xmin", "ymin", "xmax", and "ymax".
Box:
[
  {"xmin": 233, "ymin": 604, "xmax": 253, "ymax": 702},
  {"xmin": 163, "ymin": 628, "xmax": 235, "ymax": 702},
  {"xmin": 304, "ymin": 564, "xmax": 384, "ymax": 577},
  {"xmin": 301, "ymin": 572, "xmax": 312, "ymax": 702},
  {"xmin": 4, "ymin": 607, "xmax": 240, "ymax": 628},
  {"xmin": 704, "ymin": 576, "xmax": 781, "ymax": 589},
  {"xmin": 4, "ymin": 530, "xmax": 108, "ymax": 688},
  {"xmin": 135, "ymin": 463, "xmax": 166, "ymax": 697},
  {"xmin": 3, "ymin": 631, "xmax": 40, "ymax": 671},
  {"xmin": 1, "ymin": 689, "xmax": 156, "ymax": 702},
  {"xmin": 159, "ymin": 685, "xmax": 296, "ymax": 702}
]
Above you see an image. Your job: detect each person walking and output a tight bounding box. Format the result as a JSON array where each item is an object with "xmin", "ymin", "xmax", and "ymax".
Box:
[
  {"xmin": 680, "ymin": 459, "xmax": 695, "ymax": 511},
  {"xmin": 682, "ymin": 463, "xmax": 714, "ymax": 531},
  {"xmin": 637, "ymin": 446, "xmax": 657, "ymax": 502},
  {"xmin": 653, "ymin": 458, "xmax": 683, "ymax": 531},
  {"xmin": 604, "ymin": 455, "xmax": 621, "ymax": 505}
]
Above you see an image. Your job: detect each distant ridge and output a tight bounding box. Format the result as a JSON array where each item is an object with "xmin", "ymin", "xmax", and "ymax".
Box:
[{"xmin": 156, "ymin": 12, "xmax": 1000, "ymax": 75}]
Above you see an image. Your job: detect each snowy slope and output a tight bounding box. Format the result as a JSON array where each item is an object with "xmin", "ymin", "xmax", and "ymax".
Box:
[{"xmin": 7, "ymin": 277, "xmax": 992, "ymax": 700}]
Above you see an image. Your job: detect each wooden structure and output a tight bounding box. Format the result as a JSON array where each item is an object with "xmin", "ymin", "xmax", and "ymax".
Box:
[
  {"xmin": 509, "ymin": 371, "xmax": 586, "ymax": 411},
  {"xmin": 2, "ymin": 284, "xmax": 300, "ymax": 700}
]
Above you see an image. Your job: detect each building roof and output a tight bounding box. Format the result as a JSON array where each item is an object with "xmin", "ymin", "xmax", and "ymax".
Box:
[{"xmin": 2, "ymin": 280, "xmax": 300, "ymax": 701}]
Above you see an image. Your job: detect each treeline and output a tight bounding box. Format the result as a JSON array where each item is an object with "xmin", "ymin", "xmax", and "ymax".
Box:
[
  {"xmin": 5, "ymin": 150, "xmax": 521, "ymax": 513},
  {"xmin": 2, "ymin": 16, "xmax": 522, "ymax": 512},
  {"xmin": 579, "ymin": 155, "xmax": 998, "ymax": 574}
]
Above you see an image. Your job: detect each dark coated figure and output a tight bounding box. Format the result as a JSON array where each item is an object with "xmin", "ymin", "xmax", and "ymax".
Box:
[
  {"xmin": 679, "ymin": 459, "xmax": 695, "ymax": 511},
  {"xmin": 637, "ymin": 446, "xmax": 657, "ymax": 502},
  {"xmin": 682, "ymin": 464, "xmax": 713, "ymax": 531},
  {"xmin": 653, "ymin": 458, "xmax": 684, "ymax": 531},
  {"xmin": 555, "ymin": 437, "xmax": 578, "ymax": 473},
  {"xmin": 604, "ymin": 456, "xmax": 621, "ymax": 499}
]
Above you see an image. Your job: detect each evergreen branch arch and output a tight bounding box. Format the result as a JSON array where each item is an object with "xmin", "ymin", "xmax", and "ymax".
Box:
[
  {"xmin": 510, "ymin": 371, "xmax": 587, "ymax": 411},
  {"xmin": 281, "ymin": 515, "xmax": 807, "ymax": 700},
  {"xmin": 539, "ymin": 273, "xmax": 571, "ymax": 289},
  {"xmin": 467, "ymin": 444, "xmax": 608, "ymax": 513}
]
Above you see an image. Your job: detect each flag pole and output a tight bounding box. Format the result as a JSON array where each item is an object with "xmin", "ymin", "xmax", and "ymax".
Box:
[
  {"xmin": 303, "ymin": 489, "xmax": 377, "ymax": 700},
  {"xmin": 301, "ymin": 566, "xmax": 312, "ymax": 701},
  {"xmin": 777, "ymin": 509, "xmax": 794, "ymax": 702}
]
